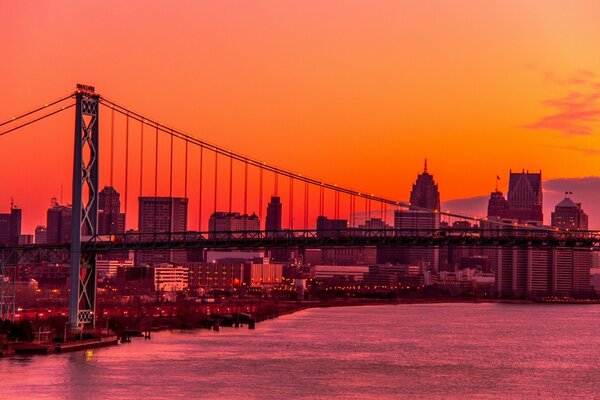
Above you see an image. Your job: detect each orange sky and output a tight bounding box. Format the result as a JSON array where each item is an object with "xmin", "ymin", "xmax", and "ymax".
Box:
[{"xmin": 1, "ymin": 1, "xmax": 600, "ymax": 232}]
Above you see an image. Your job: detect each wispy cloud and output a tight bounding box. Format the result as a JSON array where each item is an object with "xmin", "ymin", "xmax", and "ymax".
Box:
[
  {"xmin": 524, "ymin": 70, "xmax": 600, "ymax": 136},
  {"xmin": 540, "ymin": 143, "xmax": 600, "ymax": 156}
]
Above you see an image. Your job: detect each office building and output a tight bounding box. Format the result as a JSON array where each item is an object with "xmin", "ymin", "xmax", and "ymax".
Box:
[
  {"xmin": 0, "ymin": 205, "xmax": 22, "ymax": 245},
  {"xmin": 265, "ymin": 196, "xmax": 282, "ymax": 233},
  {"xmin": 208, "ymin": 212, "xmax": 260, "ymax": 239},
  {"xmin": 488, "ymin": 170, "xmax": 543, "ymax": 225},
  {"xmin": 136, "ymin": 197, "xmax": 188, "ymax": 265},
  {"xmin": 98, "ymin": 186, "xmax": 126, "ymax": 235},
  {"xmin": 495, "ymin": 246, "xmax": 592, "ymax": 299},
  {"xmin": 316, "ymin": 216, "xmax": 348, "ymax": 237},
  {"xmin": 34, "ymin": 226, "xmax": 47, "ymax": 244},
  {"xmin": 46, "ymin": 199, "xmax": 72, "ymax": 244},
  {"xmin": 409, "ymin": 159, "xmax": 441, "ymax": 211},
  {"xmin": 551, "ymin": 196, "xmax": 588, "ymax": 230}
]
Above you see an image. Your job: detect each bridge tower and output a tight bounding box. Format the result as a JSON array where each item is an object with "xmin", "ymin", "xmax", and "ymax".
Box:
[{"xmin": 68, "ymin": 84, "xmax": 100, "ymax": 331}]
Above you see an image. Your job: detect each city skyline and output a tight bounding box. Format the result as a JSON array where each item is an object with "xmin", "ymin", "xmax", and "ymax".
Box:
[
  {"xmin": 2, "ymin": 1, "xmax": 600, "ymax": 234},
  {"xmin": 2, "ymin": 163, "xmax": 593, "ymax": 245}
]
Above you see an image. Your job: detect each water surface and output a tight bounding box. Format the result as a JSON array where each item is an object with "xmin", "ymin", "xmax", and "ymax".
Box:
[{"xmin": 1, "ymin": 303, "xmax": 599, "ymax": 399}]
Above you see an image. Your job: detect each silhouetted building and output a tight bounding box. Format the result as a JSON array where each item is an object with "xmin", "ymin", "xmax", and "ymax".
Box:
[
  {"xmin": 507, "ymin": 170, "xmax": 543, "ymax": 224},
  {"xmin": 316, "ymin": 216, "xmax": 348, "ymax": 237},
  {"xmin": 35, "ymin": 225, "xmax": 47, "ymax": 244},
  {"xmin": 208, "ymin": 212, "xmax": 260, "ymax": 239},
  {"xmin": 136, "ymin": 197, "xmax": 188, "ymax": 265},
  {"xmin": 98, "ymin": 186, "xmax": 126, "ymax": 235},
  {"xmin": 0, "ymin": 205, "xmax": 22, "ymax": 245},
  {"xmin": 487, "ymin": 191, "xmax": 509, "ymax": 219},
  {"xmin": 265, "ymin": 196, "xmax": 282, "ymax": 233},
  {"xmin": 551, "ymin": 196, "xmax": 588, "ymax": 230},
  {"xmin": 46, "ymin": 199, "xmax": 72, "ymax": 244},
  {"xmin": 409, "ymin": 159, "xmax": 441, "ymax": 211},
  {"xmin": 9, "ymin": 207, "xmax": 21, "ymax": 245},
  {"xmin": 486, "ymin": 170, "xmax": 543, "ymax": 225}
]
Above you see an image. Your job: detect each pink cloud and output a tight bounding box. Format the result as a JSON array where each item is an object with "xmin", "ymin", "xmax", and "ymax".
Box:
[{"xmin": 524, "ymin": 71, "xmax": 600, "ymax": 136}]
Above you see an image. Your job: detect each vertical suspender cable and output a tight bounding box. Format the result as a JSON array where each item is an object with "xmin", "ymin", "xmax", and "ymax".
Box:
[
  {"xmin": 228, "ymin": 156, "xmax": 233, "ymax": 213},
  {"xmin": 184, "ymin": 140, "xmax": 188, "ymax": 201},
  {"xmin": 243, "ymin": 162, "xmax": 248, "ymax": 215},
  {"xmin": 214, "ymin": 151, "xmax": 218, "ymax": 214},
  {"xmin": 154, "ymin": 125, "xmax": 159, "ymax": 198},
  {"xmin": 289, "ymin": 177, "xmax": 294, "ymax": 229},
  {"xmin": 259, "ymin": 168, "xmax": 263, "ymax": 223},
  {"xmin": 198, "ymin": 147, "xmax": 203, "ymax": 231},
  {"xmin": 139, "ymin": 121, "xmax": 144, "ymax": 197},
  {"xmin": 124, "ymin": 112, "xmax": 130, "ymax": 219},
  {"xmin": 304, "ymin": 181, "xmax": 308, "ymax": 230},
  {"xmin": 110, "ymin": 106, "xmax": 115, "ymax": 187}
]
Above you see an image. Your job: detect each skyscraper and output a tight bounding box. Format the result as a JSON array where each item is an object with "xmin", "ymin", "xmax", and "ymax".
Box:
[
  {"xmin": 0, "ymin": 205, "xmax": 21, "ymax": 245},
  {"xmin": 98, "ymin": 186, "xmax": 126, "ymax": 235},
  {"xmin": 506, "ymin": 170, "xmax": 543, "ymax": 224},
  {"xmin": 46, "ymin": 199, "xmax": 72, "ymax": 244},
  {"xmin": 409, "ymin": 159, "xmax": 441, "ymax": 211},
  {"xmin": 551, "ymin": 196, "xmax": 588, "ymax": 230},
  {"xmin": 136, "ymin": 197, "xmax": 188, "ymax": 265},
  {"xmin": 265, "ymin": 196, "xmax": 282, "ymax": 232},
  {"xmin": 486, "ymin": 170, "xmax": 543, "ymax": 225}
]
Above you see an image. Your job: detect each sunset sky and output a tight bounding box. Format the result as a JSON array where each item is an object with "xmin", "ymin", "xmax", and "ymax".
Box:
[{"xmin": 1, "ymin": 1, "xmax": 600, "ymax": 232}]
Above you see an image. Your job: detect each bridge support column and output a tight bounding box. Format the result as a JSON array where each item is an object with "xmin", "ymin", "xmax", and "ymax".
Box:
[{"xmin": 69, "ymin": 85, "xmax": 100, "ymax": 332}]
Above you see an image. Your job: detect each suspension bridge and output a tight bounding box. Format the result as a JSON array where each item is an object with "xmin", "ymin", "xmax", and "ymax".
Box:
[{"xmin": 0, "ymin": 84, "xmax": 597, "ymax": 330}]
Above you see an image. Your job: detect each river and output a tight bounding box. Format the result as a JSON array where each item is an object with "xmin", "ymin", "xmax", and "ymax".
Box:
[{"xmin": 1, "ymin": 303, "xmax": 600, "ymax": 399}]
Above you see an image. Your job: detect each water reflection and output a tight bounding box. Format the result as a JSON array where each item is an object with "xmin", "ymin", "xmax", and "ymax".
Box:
[{"xmin": 1, "ymin": 304, "xmax": 600, "ymax": 399}]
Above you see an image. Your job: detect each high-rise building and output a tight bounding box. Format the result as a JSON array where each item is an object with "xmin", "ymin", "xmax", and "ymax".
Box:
[
  {"xmin": 551, "ymin": 196, "xmax": 588, "ymax": 230},
  {"xmin": 34, "ymin": 226, "xmax": 47, "ymax": 245},
  {"xmin": 136, "ymin": 197, "xmax": 188, "ymax": 265},
  {"xmin": 265, "ymin": 196, "xmax": 282, "ymax": 233},
  {"xmin": 507, "ymin": 170, "xmax": 543, "ymax": 224},
  {"xmin": 487, "ymin": 190, "xmax": 509, "ymax": 219},
  {"xmin": 316, "ymin": 216, "xmax": 348, "ymax": 237},
  {"xmin": 486, "ymin": 170, "xmax": 543, "ymax": 225},
  {"xmin": 495, "ymin": 246, "xmax": 592, "ymax": 299},
  {"xmin": 46, "ymin": 199, "xmax": 72, "ymax": 244},
  {"xmin": 98, "ymin": 186, "xmax": 126, "ymax": 235},
  {"xmin": 0, "ymin": 205, "xmax": 22, "ymax": 245},
  {"xmin": 208, "ymin": 212, "xmax": 260, "ymax": 239},
  {"xmin": 409, "ymin": 159, "xmax": 441, "ymax": 211}
]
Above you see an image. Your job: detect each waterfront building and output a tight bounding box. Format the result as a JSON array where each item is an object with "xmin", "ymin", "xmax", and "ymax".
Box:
[
  {"xmin": 495, "ymin": 246, "xmax": 592, "ymax": 299},
  {"xmin": 208, "ymin": 212, "xmax": 260, "ymax": 239},
  {"xmin": 136, "ymin": 197, "xmax": 188, "ymax": 265},
  {"xmin": 551, "ymin": 196, "xmax": 588, "ymax": 230},
  {"xmin": 304, "ymin": 247, "xmax": 377, "ymax": 266},
  {"xmin": 187, "ymin": 261, "xmax": 245, "ymax": 290},
  {"xmin": 154, "ymin": 263, "xmax": 190, "ymax": 292},
  {"xmin": 409, "ymin": 159, "xmax": 441, "ymax": 211},
  {"xmin": 243, "ymin": 262, "xmax": 283, "ymax": 287},
  {"xmin": 314, "ymin": 265, "xmax": 370, "ymax": 282},
  {"xmin": 96, "ymin": 259, "xmax": 134, "ymax": 278}
]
